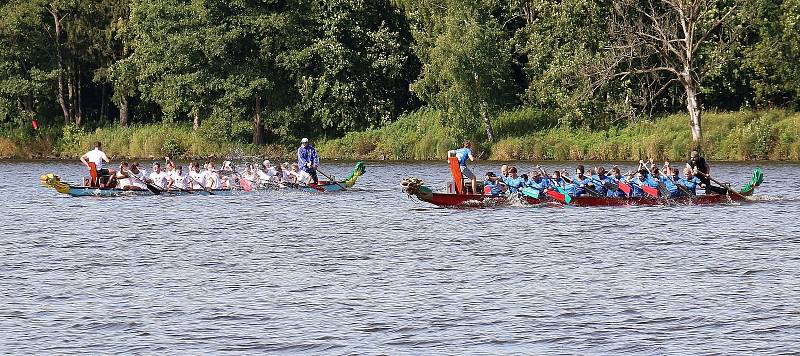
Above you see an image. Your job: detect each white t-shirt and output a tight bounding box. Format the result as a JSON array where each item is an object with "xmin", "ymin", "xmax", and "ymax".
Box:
[
  {"xmin": 291, "ymin": 170, "xmax": 312, "ymax": 184},
  {"xmin": 257, "ymin": 167, "xmax": 278, "ymax": 182},
  {"xmin": 130, "ymin": 169, "xmax": 147, "ymax": 189},
  {"xmin": 83, "ymin": 148, "xmax": 109, "ymax": 170},
  {"xmin": 149, "ymin": 171, "xmax": 168, "ymax": 189},
  {"xmin": 188, "ymin": 171, "xmax": 205, "ymax": 189},
  {"xmin": 170, "ymin": 172, "xmax": 187, "ymax": 190},
  {"xmin": 205, "ymin": 171, "xmax": 221, "ymax": 189}
]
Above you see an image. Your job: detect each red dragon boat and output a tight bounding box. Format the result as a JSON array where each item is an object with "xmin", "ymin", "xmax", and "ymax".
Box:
[{"xmin": 401, "ymin": 158, "xmax": 763, "ymax": 208}]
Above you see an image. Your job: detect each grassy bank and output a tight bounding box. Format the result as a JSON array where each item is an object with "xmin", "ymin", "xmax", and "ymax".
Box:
[
  {"xmin": 0, "ymin": 122, "xmax": 290, "ymax": 160},
  {"xmin": 318, "ymin": 109, "xmax": 800, "ymax": 161},
  {"xmin": 1, "ymin": 109, "xmax": 798, "ymax": 161}
]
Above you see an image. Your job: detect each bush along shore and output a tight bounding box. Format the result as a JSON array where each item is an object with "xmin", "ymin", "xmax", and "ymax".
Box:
[{"xmin": 1, "ymin": 109, "xmax": 798, "ymax": 162}]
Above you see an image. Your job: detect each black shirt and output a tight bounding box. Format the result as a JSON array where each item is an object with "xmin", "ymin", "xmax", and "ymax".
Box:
[{"xmin": 688, "ymin": 156, "xmax": 709, "ymax": 174}]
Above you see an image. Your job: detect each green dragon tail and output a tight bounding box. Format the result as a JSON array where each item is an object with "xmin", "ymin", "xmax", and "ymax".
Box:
[
  {"xmin": 340, "ymin": 161, "xmax": 366, "ymax": 188},
  {"xmin": 739, "ymin": 167, "xmax": 763, "ymax": 196}
]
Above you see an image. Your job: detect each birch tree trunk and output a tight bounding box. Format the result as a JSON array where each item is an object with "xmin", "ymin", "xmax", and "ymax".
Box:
[
  {"xmin": 680, "ymin": 71, "xmax": 702, "ymax": 146},
  {"xmin": 192, "ymin": 107, "xmax": 200, "ymax": 131},
  {"xmin": 481, "ymin": 102, "xmax": 495, "ymax": 143},
  {"xmin": 49, "ymin": 7, "xmax": 71, "ymax": 123}
]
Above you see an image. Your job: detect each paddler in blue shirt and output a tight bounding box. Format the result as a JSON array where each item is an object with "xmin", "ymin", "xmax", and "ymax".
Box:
[
  {"xmin": 564, "ymin": 165, "xmax": 592, "ymax": 197},
  {"xmin": 629, "ymin": 170, "xmax": 647, "ymax": 197},
  {"xmin": 503, "ymin": 166, "xmax": 525, "ymax": 193},
  {"xmin": 606, "ymin": 166, "xmax": 627, "ymax": 198},
  {"xmin": 526, "ymin": 171, "xmax": 549, "ymax": 190},
  {"xmin": 590, "ymin": 166, "xmax": 609, "ymax": 196},
  {"xmin": 551, "ymin": 170, "xmax": 567, "ymax": 189},
  {"xmin": 483, "ymin": 171, "xmax": 505, "ymax": 196},
  {"xmin": 447, "ymin": 140, "xmax": 477, "ymax": 193},
  {"xmin": 677, "ymin": 166, "xmax": 702, "ymax": 195}
]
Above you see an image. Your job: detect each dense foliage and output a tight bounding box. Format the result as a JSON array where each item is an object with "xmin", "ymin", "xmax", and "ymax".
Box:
[{"xmin": 1, "ymin": 0, "xmax": 799, "ymax": 151}]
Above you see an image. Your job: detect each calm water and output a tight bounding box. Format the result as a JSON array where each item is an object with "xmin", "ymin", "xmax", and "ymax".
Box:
[{"xmin": 1, "ymin": 160, "xmax": 799, "ymax": 354}]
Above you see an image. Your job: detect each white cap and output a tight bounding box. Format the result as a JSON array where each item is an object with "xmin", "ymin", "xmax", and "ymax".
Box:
[
  {"xmin": 301, "ymin": 137, "xmax": 309, "ymax": 143},
  {"xmin": 263, "ymin": 160, "xmax": 271, "ymax": 166}
]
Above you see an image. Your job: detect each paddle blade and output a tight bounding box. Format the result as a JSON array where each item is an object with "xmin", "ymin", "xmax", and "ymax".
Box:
[
  {"xmin": 240, "ymin": 178, "xmax": 252, "ymax": 192},
  {"xmin": 544, "ymin": 189, "xmax": 566, "ymax": 203},
  {"xmin": 556, "ymin": 187, "xmax": 572, "ymax": 204},
  {"xmin": 146, "ymin": 183, "xmax": 162, "ymax": 195},
  {"xmin": 642, "ymin": 185, "xmax": 659, "ymax": 197},
  {"xmin": 521, "ymin": 187, "xmax": 540, "ymax": 199},
  {"xmin": 618, "ymin": 182, "xmax": 631, "ymax": 195}
]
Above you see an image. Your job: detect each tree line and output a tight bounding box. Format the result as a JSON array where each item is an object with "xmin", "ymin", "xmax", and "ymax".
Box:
[{"xmin": 1, "ymin": 0, "xmax": 799, "ymax": 147}]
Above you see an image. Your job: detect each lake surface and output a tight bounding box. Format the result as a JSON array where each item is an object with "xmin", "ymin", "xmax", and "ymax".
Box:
[{"xmin": 1, "ymin": 160, "xmax": 799, "ymax": 354}]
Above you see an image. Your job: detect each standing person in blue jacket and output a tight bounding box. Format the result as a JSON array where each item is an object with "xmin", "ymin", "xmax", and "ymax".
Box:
[
  {"xmin": 447, "ymin": 140, "xmax": 477, "ymax": 193},
  {"xmin": 297, "ymin": 138, "xmax": 320, "ymax": 184}
]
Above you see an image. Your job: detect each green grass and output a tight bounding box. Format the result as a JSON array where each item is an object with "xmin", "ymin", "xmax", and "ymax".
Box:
[
  {"xmin": 1, "ymin": 108, "xmax": 799, "ymax": 161},
  {"xmin": 321, "ymin": 108, "xmax": 800, "ymax": 161}
]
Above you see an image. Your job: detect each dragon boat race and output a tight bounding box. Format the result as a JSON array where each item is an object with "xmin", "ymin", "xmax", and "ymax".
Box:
[
  {"xmin": 0, "ymin": 158, "xmax": 797, "ymax": 353},
  {"xmin": 4, "ymin": 0, "xmax": 800, "ymax": 353}
]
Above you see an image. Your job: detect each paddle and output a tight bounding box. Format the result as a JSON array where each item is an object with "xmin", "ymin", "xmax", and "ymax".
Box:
[
  {"xmin": 124, "ymin": 169, "xmax": 163, "ymax": 195},
  {"xmin": 661, "ymin": 163, "xmax": 693, "ymax": 197},
  {"xmin": 628, "ymin": 178, "xmax": 660, "ymax": 198},
  {"xmin": 315, "ymin": 167, "xmax": 347, "ymax": 191},
  {"xmin": 561, "ymin": 170, "xmax": 603, "ymax": 198},
  {"xmin": 217, "ymin": 169, "xmax": 253, "ymax": 192},
  {"xmin": 186, "ymin": 173, "xmax": 214, "ymax": 195},
  {"xmin": 643, "ymin": 160, "xmax": 671, "ymax": 197},
  {"xmin": 520, "ymin": 187, "xmax": 541, "ymax": 199},
  {"xmin": 696, "ymin": 171, "xmax": 747, "ymax": 200},
  {"xmin": 537, "ymin": 166, "xmax": 571, "ymax": 204}
]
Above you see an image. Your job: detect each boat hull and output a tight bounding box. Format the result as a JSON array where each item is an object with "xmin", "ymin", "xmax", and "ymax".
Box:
[
  {"xmin": 401, "ymin": 168, "xmax": 763, "ymax": 208},
  {"xmin": 40, "ymin": 161, "xmax": 366, "ymax": 197},
  {"xmin": 411, "ymin": 190, "xmax": 744, "ymax": 208}
]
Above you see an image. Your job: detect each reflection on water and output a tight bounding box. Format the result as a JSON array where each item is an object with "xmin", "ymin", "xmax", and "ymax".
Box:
[{"xmin": 1, "ymin": 160, "xmax": 799, "ymax": 354}]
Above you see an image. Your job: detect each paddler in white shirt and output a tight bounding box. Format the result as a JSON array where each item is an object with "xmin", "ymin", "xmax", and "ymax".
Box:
[
  {"xmin": 289, "ymin": 163, "xmax": 313, "ymax": 185},
  {"xmin": 167, "ymin": 165, "xmax": 188, "ymax": 191},
  {"xmin": 148, "ymin": 162, "xmax": 169, "ymax": 189},
  {"xmin": 257, "ymin": 160, "xmax": 277, "ymax": 183},
  {"xmin": 114, "ymin": 161, "xmax": 132, "ymax": 189},
  {"xmin": 128, "ymin": 162, "xmax": 148, "ymax": 190},
  {"xmin": 204, "ymin": 162, "xmax": 221, "ymax": 190},
  {"xmin": 188, "ymin": 162, "xmax": 206, "ymax": 190}
]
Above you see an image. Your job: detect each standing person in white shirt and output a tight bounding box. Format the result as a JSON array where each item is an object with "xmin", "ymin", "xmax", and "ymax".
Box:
[
  {"xmin": 167, "ymin": 165, "xmax": 188, "ymax": 191},
  {"xmin": 148, "ymin": 162, "xmax": 169, "ymax": 189},
  {"xmin": 187, "ymin": 162, "xmax": 206, "ymax": 190},
  {"xmin": 80, "ymin": 141, "xmax": 111, "ymax": 186}
]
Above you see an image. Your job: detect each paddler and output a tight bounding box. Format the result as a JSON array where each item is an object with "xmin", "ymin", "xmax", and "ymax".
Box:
[
  {"xmin": 483, "ymin": 171, "xmax": 505, "ymax": 196},
  {"xmin": 677, "ymin": 166, "xmax": 702, "ymax": 195},
  {"xmin": 297, "ymin": 138, "xmax": 320, "ymax": 184},
  {"xmin": 148, "ymin": 162, "xmax": 169, "ymax": 189},
  {"xmin": 606, "ymin": 167, "xmax": 627, "ymax": 198},
  {"xmin": 447, "ymin": 140, "xmax": 477, "ymax": 194},
  {"xmin": 503, "ymin": 166, "xmax": 524, "ymax": 193},
  {"xmin": 113, "ymin": 161, "xmax": 131, "ymax": 189}
]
